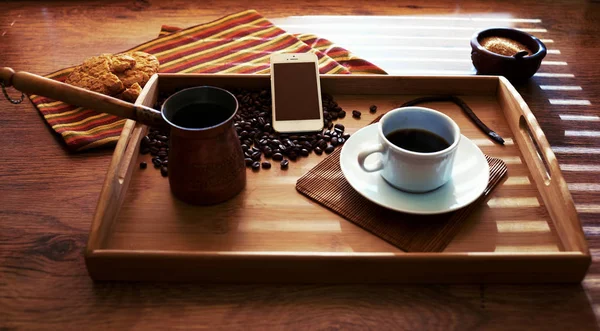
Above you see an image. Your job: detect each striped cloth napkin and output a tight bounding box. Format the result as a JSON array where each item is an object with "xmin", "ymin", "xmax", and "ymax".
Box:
[{"xmin": 28, "ymin": 10, "xmax": 386, "ymax": 152}]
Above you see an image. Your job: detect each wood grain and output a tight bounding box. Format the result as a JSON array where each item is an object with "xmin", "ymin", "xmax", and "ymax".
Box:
[{"xmin": 2, "ymin": 0, "xmax": 600, "ymax": 329}]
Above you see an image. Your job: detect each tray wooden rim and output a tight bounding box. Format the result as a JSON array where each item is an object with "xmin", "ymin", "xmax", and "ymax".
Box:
[{"xmin": 85, "ymin": 74, "xmax": 591, "ymax": 283}]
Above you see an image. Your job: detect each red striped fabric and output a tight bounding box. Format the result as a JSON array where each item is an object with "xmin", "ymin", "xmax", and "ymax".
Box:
[{"xmin": 29, "ymin": 10, "xmax": 386, "ymax": 152}]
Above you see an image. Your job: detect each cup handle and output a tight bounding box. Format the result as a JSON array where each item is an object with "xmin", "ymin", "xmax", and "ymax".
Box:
[{"xmin": 357, "ymin": 143, "xmax": 385, "ymax": 172}]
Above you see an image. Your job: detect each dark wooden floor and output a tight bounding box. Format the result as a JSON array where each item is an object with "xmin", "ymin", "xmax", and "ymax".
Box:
[{"xmin": 2, "ymin": 0, "xmax": 600, "ymax": 329}]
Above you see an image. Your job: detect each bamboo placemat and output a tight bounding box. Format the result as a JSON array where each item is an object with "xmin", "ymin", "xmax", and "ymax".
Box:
[{"xmin": 296, "ymin": 119, "xmax": 507, "ymax": 252}]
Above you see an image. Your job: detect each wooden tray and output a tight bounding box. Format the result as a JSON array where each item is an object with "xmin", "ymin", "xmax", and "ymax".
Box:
[{"xmin": 85, "ymin": 74, "xmax": 591, "ymax": 283}]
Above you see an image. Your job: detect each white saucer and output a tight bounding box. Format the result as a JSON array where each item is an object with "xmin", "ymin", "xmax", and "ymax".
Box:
[{"xmin": 340, "ymin": 124, "xmax": 490, "ymax": 215}]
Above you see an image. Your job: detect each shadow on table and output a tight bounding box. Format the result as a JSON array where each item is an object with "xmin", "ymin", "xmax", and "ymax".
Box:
[{"xmin": 91, "ymin": 282, "xmax": 599, "ymax": 330}]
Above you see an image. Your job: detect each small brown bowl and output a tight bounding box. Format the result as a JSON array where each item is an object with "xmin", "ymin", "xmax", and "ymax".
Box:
[{"xmin": 471, "ymin": 28, "xmax": 547, "ymax": 83}]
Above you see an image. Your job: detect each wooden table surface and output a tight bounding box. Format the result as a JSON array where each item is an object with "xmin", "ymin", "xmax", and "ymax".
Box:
[{"xmin": 2, "ymin": 0, "xmax": 600, "ymax": 329}]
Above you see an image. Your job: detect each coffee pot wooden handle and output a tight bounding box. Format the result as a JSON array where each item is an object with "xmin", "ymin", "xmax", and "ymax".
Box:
[{"xmin": 0, "ymin": 67, "xmax": 167, "ymax": 129}]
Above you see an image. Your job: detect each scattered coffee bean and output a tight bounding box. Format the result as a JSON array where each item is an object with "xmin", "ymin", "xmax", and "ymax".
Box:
[
  {"xmin": 338, "ymin": 138, "xmax": 345, "ymax": 144},
  {"xmin": 369, "ymin": 105, "xmax": 377, "ymax": 113},
  {"xmin": 342, "ymin": 133, "xmax": 351, "ymax": 140},
  {"xmin": 262, "ymin": 161, "xmax": 271, "ymax": 169},
  {"xmin": 140, "ymin": 162, "xmax": 147, "ymax": 169},
  {"xmin": 352, "ymin": 110, "xmax": 361, "ymax": 118},
  {"xmin": 146, "ymin": 89, "xmax": 350, "ymax": 175},
  {"xmin": 280, "ymin": 159, "xmax": 289, "ymax": 169},
  {"xmin": 325, "ymin": 145, "xmax": 335, "ymax": 154},
  {"xmin": 331, "ymin": 137, "xmax": 339, "ymax": 146},
  {"xmin": 252, "ymin": 161, "xmax": 261, "ymax": 170},
  {"xmin": 160, "ymin": 167, "xmax": 168, "ymax": 177}
]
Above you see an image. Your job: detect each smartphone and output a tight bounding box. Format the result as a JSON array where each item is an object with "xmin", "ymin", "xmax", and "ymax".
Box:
[{"xmin": 270, "ymin": 53, "xmax": 324, "ymax": 133}]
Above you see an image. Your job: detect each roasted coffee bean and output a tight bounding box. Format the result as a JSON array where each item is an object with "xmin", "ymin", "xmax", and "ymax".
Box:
[
  {"xmin": 149, "ymin": 88, "xmax": 349, "ymax": 175},
  {"xmin": 264, "ymin": 147, "xmax": 273, "ymax": 158},
  {"xmin": 324, "ymin": 130, "xmax": 331, "ymax": 136},
  {"xmin": 342, "ymin": 134, "xmax": 351, "ymax": 140},
  {"xmin": 325, "ymin": 145, "xmax": 335, "ymax": 154},
  {"xmin": 370, "ymin": 105, "xmax": 377, "ymax": 113},
  {"xmin": 334, "ymin": 123, "xmax": 345, "ymax": 131},
  {"xmin": 162, "ymin": 160, "xmax": 169, "ymax": 166},
  {"xmin": 245, "ymin": 158, "xmax": 254, "ymax": 166},
  {"xmin": 252, "ymin": 161, "xmax": 261, "ymax": 170},
  {"xmin": 331, "ymin": 131, "xmax": 339, "ymax": 138},
  {"xmin": 331, "ymin": 137, "xmax": 339, "ymax": 146},
  {"xmin": 352, "ymin": 110, "xmax": 361, "ymax": 118},
  {"xmin": 288, "ymin": 151, "xmax": 297, "ymax": 161},
  {"xmin": 140, "ymin": 162, "xmax": 147, "ymax": 169},
  {"xmin": 261, "ymin": 161, "xmax": 271, "ymax": 169},
  {"xmin": 161, "ymin": 167, "xmax": 168, "ymax": 177},
  {"xmin": 314, "ymin": 147, "xmax": 323, "ymax": 155},
  {"xmin": 280, "ymin": 159, "xmax": 289, "ymax": 169},
  {"xmin": 338, "ymin": 138, "xmax": 345, "ymax": 144},
  {"xmin": 324, "ymin": 135, "xmax": 331, "ymax": 142},
  {"xmin": 154, "ymin": 161, "xmax": 162, "ymax": 169}
]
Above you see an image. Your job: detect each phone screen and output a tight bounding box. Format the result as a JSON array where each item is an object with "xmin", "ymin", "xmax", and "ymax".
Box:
[{"xmin": 273, "ymin": 62, "xmax": 321, "ymax": 121}]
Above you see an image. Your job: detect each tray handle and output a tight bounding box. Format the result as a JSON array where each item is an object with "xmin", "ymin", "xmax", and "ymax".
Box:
[{"xmin": 498, "ymin": 77, "xmax": 589, "ymax": 255}]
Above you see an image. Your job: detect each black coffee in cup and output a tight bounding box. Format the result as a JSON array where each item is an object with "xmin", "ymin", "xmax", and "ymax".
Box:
[
  {"xmin": 385, "ymin": 128, "xmax": 450, "ymax": 153},
  {"xmin": 171, "ymin": 103, "xmax": 231, "ymax": 129}
]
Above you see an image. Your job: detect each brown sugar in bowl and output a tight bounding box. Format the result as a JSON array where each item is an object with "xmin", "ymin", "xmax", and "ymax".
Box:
[{"xmin": 471, "ymin": 28, "xmax": 547, "ymax": 83}]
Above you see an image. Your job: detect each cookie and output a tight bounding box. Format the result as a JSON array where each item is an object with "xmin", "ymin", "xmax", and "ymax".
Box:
[
  {"xmin": 109, "ymin": 53, "xmax": 137, "ymax": 73},
  {"xmin": 65, "ymin": 51, "xmax": 158, "ymax": 99},
  {"xmin": 118, "ymin": 83, "xmax": 143, "ymax": 102},
  {"xmin": 116, "ymin": 51, "xmax": 160, "ymax": 88},
  {"xmin": 65, "ymin": 54, "xmax": 124, "ymax": 96}
]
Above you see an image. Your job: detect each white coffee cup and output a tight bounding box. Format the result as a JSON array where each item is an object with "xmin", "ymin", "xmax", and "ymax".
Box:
[{"xmin": 357, "ymin": 107, "xmax": 461, "ymax": 193}]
